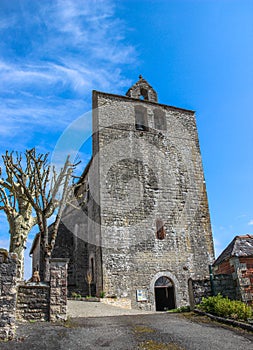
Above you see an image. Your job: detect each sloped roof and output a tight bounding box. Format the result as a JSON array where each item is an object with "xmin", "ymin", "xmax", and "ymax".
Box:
[
  {"xmin": 213, "ymin": 235, "xmax": 253, "ymax": 266},
  {"xmin": 29, "ymin": 233, "xmax": 40, "ymax": 255}
]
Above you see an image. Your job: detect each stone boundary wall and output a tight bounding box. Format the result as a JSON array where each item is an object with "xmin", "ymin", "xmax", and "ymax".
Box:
[
  {"xmin": 100, "ymin": 297, "xmax": 132, "ymax": 309},
  {"xmin": 0, "ymin": 253, "xmax": 69, "ymax": 341},
  {"xmin": 190, "ymin": 279, "xmax": 212, "ymax": 307},
  {"xmin": 16, "ymin": 259, "xmax": 69, "ymax": 323},
  {"xmin": 190, "ymin": 274, "xmax": 237, "ymax": 307},
  {"xmin": 213, "ymin": 274, "xmax": 236, "ymax": 300},
  {"xmin": 16, "ymin": 284, "xmax": 50, "ymax": 321},
  {"xmin": 0, "ymin": 250, "xmax": 17, "ymax": 340},
  {"xmin": 49, "ymin": 258, "xmax": 69, "ymax": 321}
]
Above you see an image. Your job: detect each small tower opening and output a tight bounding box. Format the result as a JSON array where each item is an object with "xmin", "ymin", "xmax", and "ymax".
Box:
[{"xmin": 140, "ymin": 87, "xmax": 148, "ymax": 100}]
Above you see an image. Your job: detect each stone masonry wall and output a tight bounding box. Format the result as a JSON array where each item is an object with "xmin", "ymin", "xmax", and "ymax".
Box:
[
  {"xmin": 0, "ymin": 251, "xmax": 69, "ymax": 337},
  {"xmin": 16, "ymin": 285, "xmax": 50, "ymax": 321},
  {"xmin": 49, "ymin": 258, "xmax": 69, "ymax": 321},
  {"xmin": 190, "ymin": 275, "xmax": 237, "ymax": 307},
  {"xmin": 213, "ymin": 274, "xmax": 236, "ymax": 300},
  {"xmin": 0, "ymin": 250, "xmax": 17, "ymax": 340},
  {"xmin": 16, "ymin": 259, "xmax": 69, "ymax": 323},
  {"xmin": 190, "ymin": 279, "xmax": 212, "ymax": 306}
]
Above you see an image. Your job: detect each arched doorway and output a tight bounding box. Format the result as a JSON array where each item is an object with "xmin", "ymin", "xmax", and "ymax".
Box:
[{"xmin": 154, "ymin": 276, "xmax": 175, "ymax": 311}]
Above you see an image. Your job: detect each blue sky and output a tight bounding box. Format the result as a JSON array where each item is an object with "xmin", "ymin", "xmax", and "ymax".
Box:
[{"xmin": 0, "ymin": 0, "xmax": 252, "ymax": 278}]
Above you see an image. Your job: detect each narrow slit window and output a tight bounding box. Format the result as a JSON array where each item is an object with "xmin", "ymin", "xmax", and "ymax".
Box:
[
  {"xmin": 156, "ymin": 219, "xmax": 166, "ymax": 240},
  {"xmin": 90, "ymin": 257, "xmax": 95, "ymax": 281}
]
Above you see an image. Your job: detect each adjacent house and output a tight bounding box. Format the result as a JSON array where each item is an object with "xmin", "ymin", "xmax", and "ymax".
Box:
[{"xmin": 213, "ymin": 235, "xmax": 253, "ymax": 304}]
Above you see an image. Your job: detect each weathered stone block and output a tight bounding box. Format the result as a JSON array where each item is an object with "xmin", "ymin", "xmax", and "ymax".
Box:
[{"xmin": 0, "ymin": 251, "xmax": 17, "ymax": 340}]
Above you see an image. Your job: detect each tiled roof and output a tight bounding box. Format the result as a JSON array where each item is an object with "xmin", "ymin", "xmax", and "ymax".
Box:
[{"xmin": 213, "ymin": 235, "xmax": 253, "ymax": 266}]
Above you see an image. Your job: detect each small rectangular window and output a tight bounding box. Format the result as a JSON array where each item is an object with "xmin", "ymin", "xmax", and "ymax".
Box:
[{"xmin": 156, "ymin": 219, "xmax": 166, "ymax": 240}]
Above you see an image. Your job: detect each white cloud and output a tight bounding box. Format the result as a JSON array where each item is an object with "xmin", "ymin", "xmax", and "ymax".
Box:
[
  {"xmin": 248, "ymin": 220, "xmax": 253, "ymax": 225},
  {"xmin": 0, "ymin": 3, "xmax": 137, "ymax": 277},
  {"xmin": 0, "ymin": 0, "xmax": 137, "ymax": 146},
  {"xmin": 0, "ymin": 64, "xmax": 58, "ymax": 85}
]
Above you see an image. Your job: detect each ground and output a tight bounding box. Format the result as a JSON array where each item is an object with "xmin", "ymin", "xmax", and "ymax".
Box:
[{"xmin": 0, "ymin": 301, "xmax": 252, "ymax": 349}]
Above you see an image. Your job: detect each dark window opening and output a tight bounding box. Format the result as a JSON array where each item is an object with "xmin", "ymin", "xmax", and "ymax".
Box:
[
  {"xmin": 156, "ymin": 219, "xmax": 166, "ymax": 240},
  {"xmin": 135, "ymin": 105, "xmax": 148, "ymax": 131},
  {"xmin": 154, "ymin": 109, "xmax": 167, "ymax": 131},
  {"xmin": 90, "ymin": 257, "xmax": 95, "ymax": 281}
]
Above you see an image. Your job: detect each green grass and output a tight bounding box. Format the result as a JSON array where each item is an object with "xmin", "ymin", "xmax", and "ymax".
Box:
[{"xmin": 167, "ymin": 306, "xmax": 190, "ymax": 313}]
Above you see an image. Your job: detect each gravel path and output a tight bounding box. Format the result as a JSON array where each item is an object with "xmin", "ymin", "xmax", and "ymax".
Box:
[
  {"xmin": 0, "ymin": 303, "xmax": 252, "ymax": 350},
  {"xmin": 67, "ymin": 300, "xmax": 155, "ymax": 317}
]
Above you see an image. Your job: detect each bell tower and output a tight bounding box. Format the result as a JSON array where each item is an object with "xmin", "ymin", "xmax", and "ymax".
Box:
[
  {"xmin": 89, "ymin": 76, "xmax": 215, "ymax": 310},
  {"xmin": 52, "ymin": 76, "xmax": 215, "ymax": 310},
  {"xmin": 126, "ymin": 75, "xmax": 158, "ymax": 102}
]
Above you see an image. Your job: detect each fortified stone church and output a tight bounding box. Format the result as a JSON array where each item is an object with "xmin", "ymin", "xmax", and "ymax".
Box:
[{"xmin": 31, "ymin": 76, "xmax": 215, "ymax": 311}]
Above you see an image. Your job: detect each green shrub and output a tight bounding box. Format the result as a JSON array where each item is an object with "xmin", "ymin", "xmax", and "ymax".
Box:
[
  {"xmin": 100, "ymin": 291, "xmax": 105, "ymax": 298},
  {"xmin": 198, "ymin": 293, "xmax": 224, "ymax": 314},
  {"xmin": 198, "ymin": 294, "xmax": 252, "ymax": 321},
  {"xmin": 167, "ymin": 306, "xmax": 190, "ymax": 313},
  {"xmin": 71, "ymin": 292, "xmax": 82, "ymax": 298}
]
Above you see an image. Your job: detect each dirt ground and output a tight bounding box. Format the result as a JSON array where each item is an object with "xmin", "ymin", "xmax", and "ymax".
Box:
[{"xmin": 0, "ymin": 302, "xmax": 252, "ymax": 350}]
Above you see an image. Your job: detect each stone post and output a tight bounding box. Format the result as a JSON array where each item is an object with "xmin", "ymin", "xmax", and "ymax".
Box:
[
  {"xmin": 0, "ymin": 250, "xmax": 17, "ymax": 340},
  {"xmin": 49, "ymin": 258, "xmax": 69, "ymax": 322}
]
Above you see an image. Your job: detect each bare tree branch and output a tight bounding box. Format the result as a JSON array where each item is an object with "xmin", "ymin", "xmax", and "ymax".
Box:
[{"xmin": 0, "ymin": 147, "xmax": 77, "ymax": 280}]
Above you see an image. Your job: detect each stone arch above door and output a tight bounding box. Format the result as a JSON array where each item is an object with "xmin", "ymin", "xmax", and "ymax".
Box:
[{"xmin": 150, "ymin": 271, "xmax": 180, "ymax": 309}]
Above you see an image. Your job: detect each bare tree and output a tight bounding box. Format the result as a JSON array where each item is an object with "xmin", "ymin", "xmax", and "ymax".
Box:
[{"xmin": 0, "ymin": 148, "xmax": 76, "ymax": 280}]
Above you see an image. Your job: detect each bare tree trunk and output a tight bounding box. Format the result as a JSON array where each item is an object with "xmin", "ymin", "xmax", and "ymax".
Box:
[
  {"xmin": 9, "ymin": 225, "xmax": 30, "ymax": 280},
  {"xmin": 9, "ymin": 232, "xmax": 26, "ymax": 280},
  {"xmin": 8, "ymin": 202, "xmax": 36, "ymax": 280}
]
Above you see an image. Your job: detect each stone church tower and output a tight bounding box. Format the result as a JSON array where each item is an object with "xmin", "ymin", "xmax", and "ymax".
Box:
[{"xmin": 33, "ymin": 76, "xmax": 214, "ymax": 311}]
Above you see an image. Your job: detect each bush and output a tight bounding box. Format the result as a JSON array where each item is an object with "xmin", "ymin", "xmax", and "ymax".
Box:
[
  {"xmin": 197, "ymin": 294, "xmax": 252, "ymax": 321},
  {"xmin": 71, "ymin": 292, "xmax": 82, "ymax": 298},
  {"xmin": 100, "ymin": 291, "xmax": 105, "ymax": 298},
  {"xmin": 167, "ymin": 306, "xmax": 190, "ymax": 313}
]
